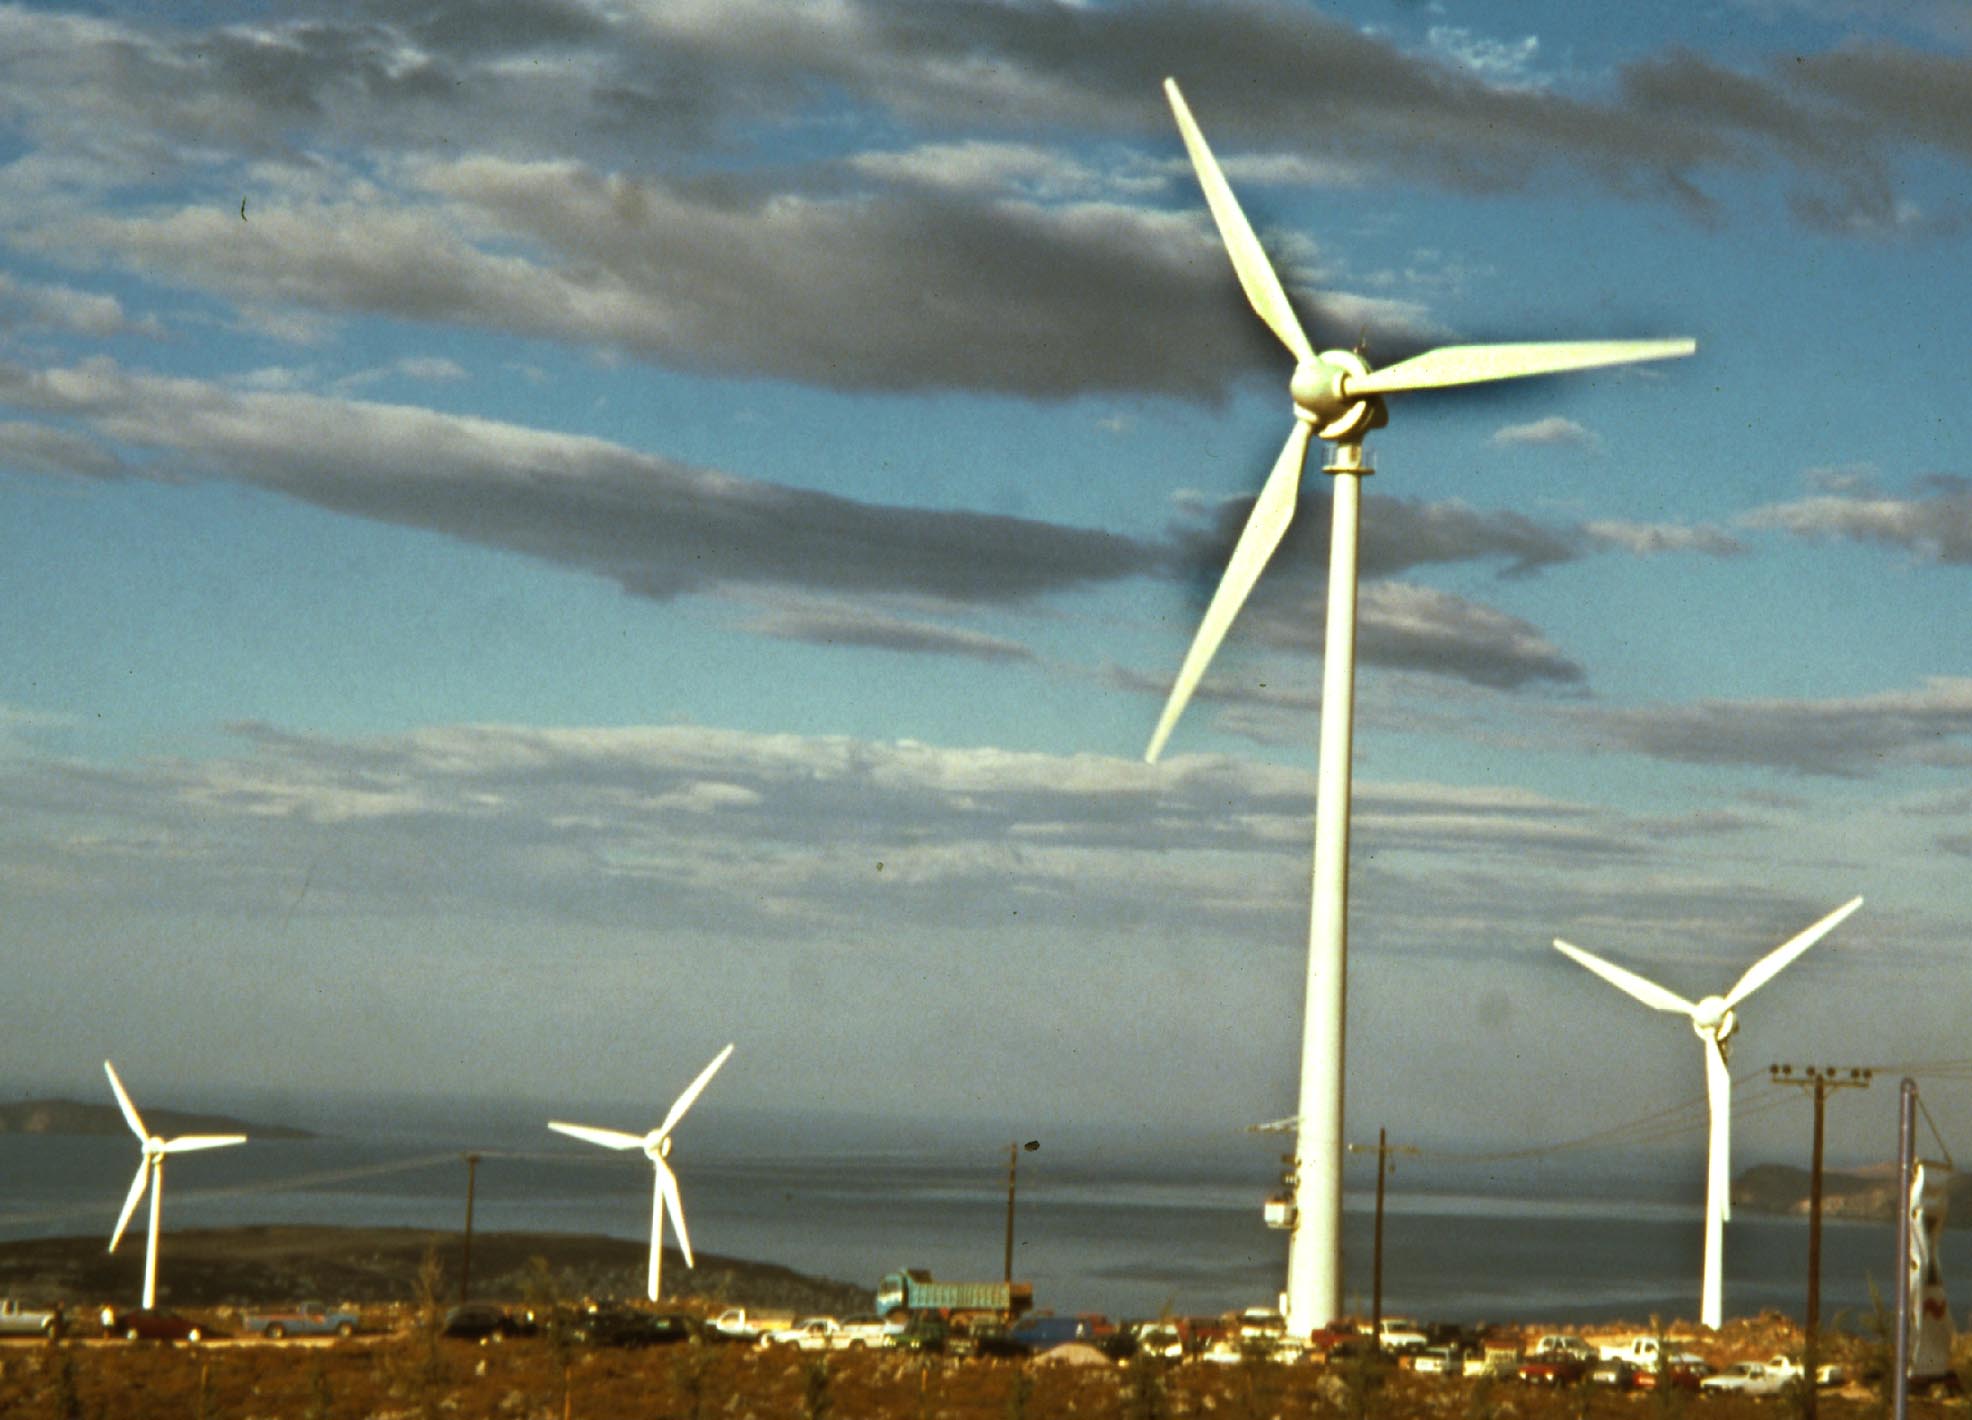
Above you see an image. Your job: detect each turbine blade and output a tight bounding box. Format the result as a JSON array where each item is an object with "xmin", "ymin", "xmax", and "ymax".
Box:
[
  {"xmin": 1722, "ymin": 895, "xmax": 1862, "ymax": 1009},
  {"xmin": 109, "ymin": 1160, "xmax": 149, "ymax": 1253},
  {"xmin": 1703, "ymin": 1033, "xmax": 1732, "ymax": 1225},
  {"xmin": 1163, "ymin": 78, "xmax": 1315, "ymax": 365},
  {"xmin": 655, "ymin": 1156, "xmax": 694, "ymax": 1270},
  {"xmin": 1552, "ymin": 938, "xmax": 1697, "ymax": 1016},
  {"xmin": 655, "ymin": 1043, "xmax": 735, "ymax": 1142},
  {"xmin": 1346, "ymin": 339, "xmax": 1696, "ymax": 397},
  {"xmin": 103, "ymin": 1061, "xmax": 147, "ymax": 1141},
  {"xmin": 1145, "ymin": 420, "xmax": 1313, "ymax": 763},
  {"xmin": 160, "ymin": 1134, "xmax": 246, "ymax": 1153},
  {"xmin": 548, "ymin": 1121, "xmax": 647, "ymax": 1150}
]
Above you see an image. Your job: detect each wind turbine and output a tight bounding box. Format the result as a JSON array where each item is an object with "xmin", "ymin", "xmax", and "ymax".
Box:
[
  {"xmin": 548, "ymin": 1043, "xmax": 733, "ymax": 1302},
  {"xmin": 1552, "ymin": 895, "xmax": 1863, "ymax": 1328},
  {"xmin": 1146, "ymin": 77, "xmax": 1695, "ymax": 1335},
  {"xmin": 103, "ymin": 1060, "xmax": 246, "ymax": 1311}
]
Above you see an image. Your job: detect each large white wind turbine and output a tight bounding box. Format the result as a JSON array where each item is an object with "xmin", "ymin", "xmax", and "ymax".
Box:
[
  {"xmin": 548, "ymin": 1043, "xmax": 733, "ymax": 1302},
  {"xmin": 1146, "ymin": 76, "xmax": 1694, "ymax": 1336},
  {"xmin": 103, "ymin": 1060, "xmax": 247, "ymax": 1311},
  {"xmin": 1553, "ymin": 896, "xmax": 1863, "ymax": 1328}
]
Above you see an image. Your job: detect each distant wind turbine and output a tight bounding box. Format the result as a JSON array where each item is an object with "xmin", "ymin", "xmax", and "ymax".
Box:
[
  {"xmin": 1552, "ymin": 896, "xmax": 1863, "ymax": 1328},
  {"xmin": 1147, "ymin": 75, "xmax": 1695, "ymax": 1335},
  {"xmin": 548, "ymin": 1043, "xmax": 733, "ymax": 1302},
  {"xmin": 103, "ymin": 1060, "xmax": 246, "ymax": 1311}
]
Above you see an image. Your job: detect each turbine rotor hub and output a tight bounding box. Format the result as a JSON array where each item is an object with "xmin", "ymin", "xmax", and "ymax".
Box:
[
  {"xmin": 1290, "ymin": 350, "xmax": 1385, "ymax": 444},
  {"xmin": 1692, "ymin": 998, "xmax": 1736, "ymax": 1040}
]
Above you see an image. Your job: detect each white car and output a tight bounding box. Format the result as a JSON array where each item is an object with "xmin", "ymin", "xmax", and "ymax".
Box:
[
  {"xmin": 1411, "ymin": 1345, "xmax": 1463, "ymax": 1375},
  {"xmin": 1132, "ymin": 1322, "xmax": 1185, "ymax": 1360},
  {"xmin": 1700, "ymin": 1361, "xmax": 1797, "ymax": 1396},
  {"xmin": 1376, "ymin": 1317, "xmax": 1429, "ymax": 1352}
]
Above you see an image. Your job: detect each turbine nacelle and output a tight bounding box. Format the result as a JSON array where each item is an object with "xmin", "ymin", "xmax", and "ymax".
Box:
[{"xmin": 1289, "ymin": 350, "xmax": 1385, "ymax": 442}]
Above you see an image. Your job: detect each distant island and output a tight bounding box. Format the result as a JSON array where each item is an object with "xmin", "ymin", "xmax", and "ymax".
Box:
[
  {"xmin": 0, "ymin": 1098, "xmax": 314, "ymax": 1141},
  {"xmin": 1732, "ymin": 1163, "xmax": 1972, "ymax": 1225}
]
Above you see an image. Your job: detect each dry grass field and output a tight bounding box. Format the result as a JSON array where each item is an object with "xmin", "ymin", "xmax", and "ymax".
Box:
[{"xmin": 1, "ymin": 1311, "xmax": 1966, "ymax": 1420}]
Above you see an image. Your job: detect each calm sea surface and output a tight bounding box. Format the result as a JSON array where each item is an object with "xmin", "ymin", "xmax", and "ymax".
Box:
[{"xmin": 0, "ymin": 1102, "xmax": 1915, "ymax": 1328}]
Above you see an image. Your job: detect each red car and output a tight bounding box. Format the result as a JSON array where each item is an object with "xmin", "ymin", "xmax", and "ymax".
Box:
[
  {"xmin": 100, "ymin": 1307, "xmax": 221, "ymax": 1342},
  {"xmin": 1517, "ymin": 1353, "xmax": 1589, "ymax": 1385}
]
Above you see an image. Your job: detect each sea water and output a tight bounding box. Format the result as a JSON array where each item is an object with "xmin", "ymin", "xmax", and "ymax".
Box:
[{"xmin": 0, "ymin": 1099, "xmax": 1916, "ymax": 1328}]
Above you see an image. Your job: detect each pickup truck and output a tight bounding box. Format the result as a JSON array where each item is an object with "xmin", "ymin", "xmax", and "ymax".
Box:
[
  {"xmin": 761, "ymin": 1317, "xmax": 848, "ymax": 1351},
  {"xmin": 0, "ymin": 1298, "xmax": 56, "ymax": 1336},
  {"xmin": 1528, "ymin": 1335, "xmax": 1594, "ymax": 1362},
  {"xmin": 1700, "ymin": 1358, "xmax": 1803, "ymax": 1395},
  {"xmin": 709, "ymin": 1307, "xmax": 799, "ymax": 1343},
  {"xmin": 836, "ymin": 1315, "xmax": 900, "ymax": 1350},
  {"xmin": 1594, "ymin": 1335, "xmax": 1707, "ymax": 1369},
  {"xmin": 240, "ymin": 1302, "xmax": 360, "ymax": 1339},
  {"xmin": 1375, "ymin": 1317, "xmax": 1429, "ymax": 1352}
]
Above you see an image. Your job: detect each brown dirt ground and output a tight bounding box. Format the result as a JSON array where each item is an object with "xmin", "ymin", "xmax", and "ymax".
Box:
[{"xmin": 1, "ymin": 1318, "xmax": 1967, "ymax": 1420}]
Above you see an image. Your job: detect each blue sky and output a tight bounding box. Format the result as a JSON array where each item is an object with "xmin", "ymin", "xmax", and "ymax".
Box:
[{"xmin": 3, "ymin": 0, "xmax": 1970, "ymax": 1181}]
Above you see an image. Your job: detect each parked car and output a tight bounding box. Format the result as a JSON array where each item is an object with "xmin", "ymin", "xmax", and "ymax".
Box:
[
  {"xmin": 0, "ymin": 1298, "xmax": 57, "ymax": 1337},
  {"xmin": 1701, "ymin": 1360, "xmax": 1798, "ymax": 1396},
  {"xmin": 1588, "ymin": 1358, "xmax": 1638, "ymax": 1388},
  {"xmin": 1518, "ymin": 1351, "xmax": 1589, "ymax": 1385},
  {"xmin": 241, "ymin": 1301, "xmax": 360, "ymax": 1339},
  {"xmin": 889, "ymin": 1316, "xmax": 977, "ymax": 1357},
  {"xmin": 570, "ymin": 1307, "xmax": 699, "ymax": 1348},
  {"xmin": 441, "ymin": 1303, "xmax": 537, "ymax": 1343},
  {"xmin": 836, "ymin": 1314, "xmax": 900, "ymax": 1351},
  {"xmin": 1528, "ymin": 1334, "xmax": 1595, "ymax": 1363},
  {"xmin": 1132, "ymin": 1321, "xmax": 1187, "ymax": 1361},
  {"xmin": 1632, "ymin": 1358, "xmax": 1709, "ymax": 1392},
  {"xmin": 100, "ymin": 1307, "xmax": 219, "ymax": 1342},
  {"xmin": 1411, "ymin": 1345, "xmax": 1464, "ymax": 1375},
  {"xmin": 1385, "ymin": 1319, "xmax": 1430, "ymax": 1353},
  {"xmin": 978, "ymin": 1314, "xmax": 1100, "ymax": 1358},
  {"xmin": 763, "ymin": 1316, "xmax": 850, "ymax": 1351}
]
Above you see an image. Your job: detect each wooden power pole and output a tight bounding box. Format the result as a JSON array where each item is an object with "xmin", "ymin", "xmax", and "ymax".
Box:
[{"xmin": 1769, "ymin": 1064, "xmax": 1872, "ymax": 1420}]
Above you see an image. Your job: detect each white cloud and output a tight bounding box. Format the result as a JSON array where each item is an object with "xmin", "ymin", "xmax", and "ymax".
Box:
[{"xmin": 1489, "ymin": 415, "xmax": 1600, "ymax": 451}]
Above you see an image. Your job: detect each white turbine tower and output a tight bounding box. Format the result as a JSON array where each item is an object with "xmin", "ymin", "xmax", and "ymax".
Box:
[
  {"xmin": 548, "ymin": 1043, "xmax": 733, "ymax": 1302},
  {"xmin": 1552, "ymin": 896, "xmax": 1863, "ymax": 1328},
  {"xmin": 103, "ymin": 1060, "xmax": 246, "ymax": 1311},
  {"xmin": 1146, "ymin": 76, "xmax": 1695, "ymax": 1336}
]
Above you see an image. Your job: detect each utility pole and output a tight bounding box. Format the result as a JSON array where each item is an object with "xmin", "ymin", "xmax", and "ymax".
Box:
[
  {"xmin": 1004, "ymin": 1141, "xmax": 1037, "ymax": 1284},
  {"xmin": 460, "ymin": 1152, "xmax": 482, "ymax": 1304},
  {"xmin": 1346, "ymin": 1129, "xmax": 1418, "ymax": 1346},
  {"xmin": 1769, "ymin": 1065, "xmax": 1871, "ymax": 1420},
  {"xmin": 1893, "ymin": 1078, "xmax": 1916, "ymax": 1420}
]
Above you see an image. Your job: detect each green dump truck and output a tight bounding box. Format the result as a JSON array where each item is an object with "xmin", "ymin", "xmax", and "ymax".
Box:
[{"xmin": 875, "ymin": 1269, "xmax": 1033, "ymax": 1324}]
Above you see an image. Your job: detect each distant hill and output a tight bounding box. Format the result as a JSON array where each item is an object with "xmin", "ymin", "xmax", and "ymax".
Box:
[
  {"xmin": 0, "ymin": 1098, "xmax": 313, "ymax": 1141},
  {"xmin": 0, "ymin": 1225, "xmax": 871, "ymax": 1313},
  {"xmin": 1733, "ymin": 1163, "xmax": 1972, "ymax": 1224}
]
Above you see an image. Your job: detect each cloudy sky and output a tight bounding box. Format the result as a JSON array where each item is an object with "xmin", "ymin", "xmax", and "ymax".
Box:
[{"xmin": 3, "ymin": 0, "xmax": 1969, "ymax": 1176}]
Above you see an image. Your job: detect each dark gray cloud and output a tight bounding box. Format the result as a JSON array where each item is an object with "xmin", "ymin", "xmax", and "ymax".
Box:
[
  {"xmin": 0, "ymin": 359, "xmax": 1157, "ymax": 606},
  {"xmin": 0, "ymin": 357, "xmax": 1646, "ymax": 692},
  {"xmin": 737, "ymin": 598, "xmax": 1039, "ymax": 663},
  {"xmin": 5, "ymin": 4, "xmax": 1955, "ymax": 227},
  {"xmin": 1567, "ymin": 675, "xmax": 1972, "ymax": 776},
  {"xmin": 3, "ymin": 2, "xmax": 1968, "ymax": 411},
  {"xmin": 1169, "ymin": 484, "xmax": 1584, "ymax": 585}
]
